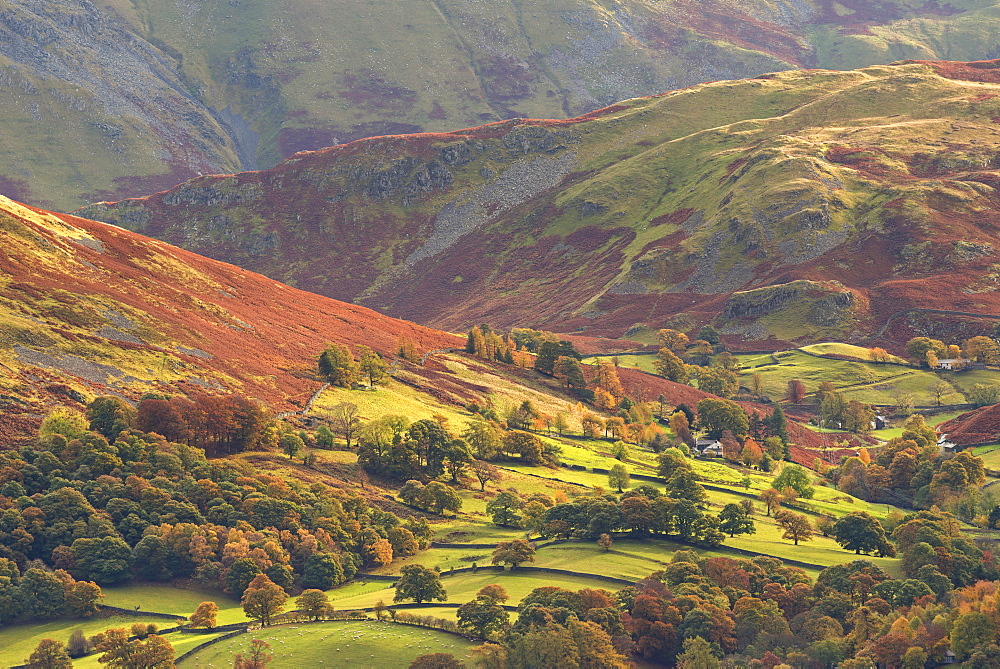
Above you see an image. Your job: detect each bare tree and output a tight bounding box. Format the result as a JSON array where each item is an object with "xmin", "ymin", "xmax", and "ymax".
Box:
[
  {"xmin": 471, "ymin": 460, "xmax": 499, "ymax": 491},
  {"xmin": 329, "ymin": 402, "xmax": 362, "ymax": 448}
]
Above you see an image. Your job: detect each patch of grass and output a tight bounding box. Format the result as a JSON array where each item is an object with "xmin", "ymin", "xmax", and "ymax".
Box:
[
  {"xmin": 0, "ymin": 615, "xmax": 152, "ymax": 668},
  {"xmin": 100, "ymin": 584, "xmax": 246, "ymax": 625},
  {"xmin": 177, "ymin": 620, "xmax": 478, "ymax": 668}
]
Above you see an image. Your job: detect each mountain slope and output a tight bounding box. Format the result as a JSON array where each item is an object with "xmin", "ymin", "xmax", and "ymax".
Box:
[
  {"xmin": 11, "ymin": 0, "xmax": 1000, "ymax": 210},
  {"xmin": 82, "ymin": 59, "xmax": 1000, "ymax": 346},
  {"xmin": 0, "ymin": 194, "xmax": 461, "ymax": 440}
]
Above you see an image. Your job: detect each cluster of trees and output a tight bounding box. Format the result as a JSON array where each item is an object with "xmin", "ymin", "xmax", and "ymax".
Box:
[
  {"xmin": 84, "ymin": 393, "xmax": 273, "ymax": 457},
  {"xmin": 463, "ymin": 547, "xmax": 1000, "ymax": 667},
  {"xmin": 0, "ymin": 562, "xmax": 102, "ymax": 626},
  {"xmin": 831, "ymin": 415, "xmax": 986, "ymax": 508},
  {"xmin": 0, "ymin": 399, "xmax": 430, "ymax": 601},
  {"xmin": 483, "ymin": 461, "xmax": 740, "ymax": 548},
  {"xmin": 905, "ymin": 335, "xmax": 1000, "ymax": 368},
  {"xmin": 465, "ymin": 324, "xmax": 520, "ymax": 365},
  {"xmin": 357, "ymin": 415, "xmax": 556, "ymax": 483},
  {"xmin": 318, "ymin": 343, "xmax": 390, "ymax": 387},
  {"xmin": 26, "ymin": 623, "xmax": 175, "ymax": 668}
]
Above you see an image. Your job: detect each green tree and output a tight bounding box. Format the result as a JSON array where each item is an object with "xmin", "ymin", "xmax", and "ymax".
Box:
[
  {"xmin": 358, "ymin": 345, "xmax": 389, "ymax": 386},
  {"xmin": 486, "ymin": 491, "xmax": 524, "ymax": 527},
  {"xmin": 696, "ymin": 398, "xmax": 748, "ymax": 438},
  {"xmin": 676, "ymin": 636, "xmax": 720, "ymax": 669},
  {"xmin": 419, "ymin": 481, "xmax": 462, "ymax": 516},
  {"xmin": 491, "ymin": 539, "xmax": 536, "ymax": 569},
  {"xmin": 666, "ymin": 467, "xmax": 707, "ymax": 504},
  {"xmin": 280, "ymin": 432, "xmax": 304, "ymax": 459},
  {"xmin": 225, "ymin": 558, "xmax": 262, "ymax": 596},
  {"xmin": 457, "ymin": 596, "xmax": 510, "ymax": 639},
  {"xmin": 394, "ymin": 564, "xmax": 447, "ymax": 605},
  {"xmin": 85, "ymin": 397, "xmax": 136, "ymax": 441},
  {"xmin": 718, "ymin": 503, "xmax": 755, "ymax": 537},
  {"xmin": 189, "ymin": 601, "xmax": 218, "ymax": 629},
  {"xmin": 952, "ymin": 611, "xmax": 997, "ymax": 659},
  {"xmin": 772, "ymin": 464, "xmax": 814, "ymax": 499},
  {"xmin": 330, "ymin": 402, "xmax": 362, "ymax": 449},
  {"xmin": 608, "ymin": 463, "xmax": 630, "ymax": 492},
  {"xmin": 295, "ymin": 589, "xmax": 333, "ymax": 620},
  {"xmin": 70, "ymin": 537, "xmax": 132, "ymax": 585},
  {"xmin": 241, "ymin": 574, "xmax": 288, "ymax": 626},
  {"xmin": 552, "ymin": 356, "xmax": 586, "ymax": 390},
  {"xmin": 302, "ymin": 553, "xmax": 344, "ymax": 590},
  {"xmin": 25, "ymin": 638, "xmax": 72, "ymax": 669},
  {"xmin": 832, "ymin": 512, "xmax": 895, "ymax": 556},
  {"xmin": 318, "ymin": 343, "xmax": 361, "ymax": 386}
]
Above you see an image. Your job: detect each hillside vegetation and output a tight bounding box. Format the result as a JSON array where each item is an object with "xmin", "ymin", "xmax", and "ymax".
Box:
[
  {"xmin": 10, "ymin": 1, "xmax": 1000, "ymax": 209},
  {"xmin": 82, "ymin": 59, "xmax": 1000, "ymax": 347}
]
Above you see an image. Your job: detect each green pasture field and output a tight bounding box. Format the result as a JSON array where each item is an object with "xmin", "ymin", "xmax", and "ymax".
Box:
[
  {"xmin": 972, "ymin": 445, "xmax": 1000, "ymax": 468},
  {"xmin": 69, "ymin": 632, "xmax": 229, "ymax": 669},
  {"xmin": 100, "ymin": 584, "xmax": 248, "ymax": 625},
  {"xmin": 0, "ymin": 615, "xmax": 154, "ymax": 668},
  {"xmin": 582, "ymin": 354, "xmax": 658, "ymax": 373},
  {"xmin": 330, "ymin": 570, "xmax": 626, "ymax": 611},
  {"xmin": 177, "ymin": 621, "xmax": 478, "ymax": 668}
]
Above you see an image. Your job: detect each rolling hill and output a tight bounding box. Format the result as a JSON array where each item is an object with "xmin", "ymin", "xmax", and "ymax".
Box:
[
  {"xmin": 82, "ymin": 58, "xmax": 1000, "ymax": 348},
  {"xmin": 0, "ymin": 193, "xmax": 463, "ymax": 442},
  {"xmin": 10, "ymin": 0, "xmax": 1000, "ymax": 210}
]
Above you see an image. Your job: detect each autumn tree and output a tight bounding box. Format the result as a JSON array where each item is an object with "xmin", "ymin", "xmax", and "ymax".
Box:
[
  {"xmin": 592, "ymin": 359, "xmax": 625, "ymax": 399},
  {"xmin": 759, "ymin": 488, "xmax": 782, "ymax": 516},
  {"xmin": 775, "ymin": 510, "xmax": 814, "ymax": 545},
  {"xmin": 786, "ymin": 379, "xmax": 807, "ymax": 404},
  {"xmin": 410, "ymin": 654, "xmax": 466, "ymax": 669},
  {"xmin": 93, "ymin": 629, "xmax": 174, "ymax": 669},
  {"xmin": 867, "ymin": 347, "xmax": 891, "ymax": 363},
  {"xmin": 657, "ymin": 329, "xmax": 690, "ymax": 353},
  {"xmin": 471, "ymin": 460, "xmax": 499, "ymax": 491},
  {"xmin": 234, "ymin": 639, "xmax": 273, "ymax": 669},
  {"xmin": 394, "ymin": 564, "xmax": 447, "ymax": 605},
  {"xmin": 241, "ymin": 574, "xmax": 288, "ymax": 626},
  {"xmin": 25, "ymin": 639, "xmax": 72, "ymax": 669},
  {"xmin": 189, "ymin": 601, "xmax": 218, "ymax": 629},
  {"xmin": 329, "ymin": 402, "xmax": 362, "ymax": 448},
  {"xmin": 654, "ymin": 348, "xmax": 689, "ymax": 384},
  {"xmin": 491, "ymin": 539, "xmax": 536, "ymax": 569}
]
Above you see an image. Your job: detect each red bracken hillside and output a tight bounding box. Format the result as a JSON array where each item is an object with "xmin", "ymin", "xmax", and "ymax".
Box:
[
  {"xmin": 0, "ymin": 195, "xmax": 461, "ymax": 441},
  {"xmin": 80, "ymin": 59, "xmax": 1000, "ymax": 349},
  {"xmin": 937, "ymin": 405, "xmax": 1000, "ymax": 446}
]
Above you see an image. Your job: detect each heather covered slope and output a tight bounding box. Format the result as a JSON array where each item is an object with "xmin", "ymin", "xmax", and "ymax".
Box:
[
  {"xmin": 84, "ymin": 59, "xmax": 1000, "ymax": 346},
  {"xmin": 0, "ymin": 195, "xmax": 461, "ymax": 439},
  {"xmin": 12, "ymin": 0, "xmax": 1000, "ymax": 209}
]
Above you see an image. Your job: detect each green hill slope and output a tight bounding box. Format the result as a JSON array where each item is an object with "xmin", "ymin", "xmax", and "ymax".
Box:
[
  {"xmin": 11, "ymin": 0, "xmax": 1000, "ymax": 209},
  {"xmin": 82, "ymin": 59, "xmax": 1000, "ymax": 346}
]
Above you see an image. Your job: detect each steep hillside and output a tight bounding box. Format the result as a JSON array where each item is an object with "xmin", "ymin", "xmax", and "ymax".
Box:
[
  {"xmin": 11, "ymin": 0, "xmax": 1000, "ymax": 209},
  {"xmin": 0, "ymin": 194, "xmax": 461, "ymax": 441},
  {"xmin": 84, "ymin": 59, "xmax": 1000, "ymax": 347}
]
